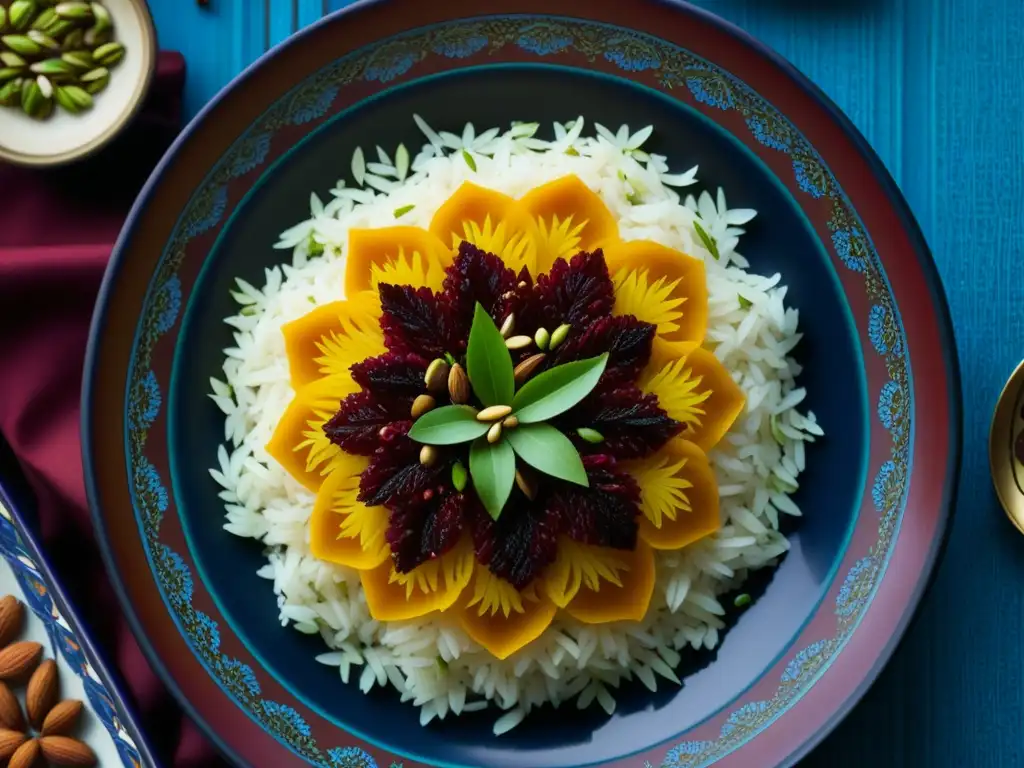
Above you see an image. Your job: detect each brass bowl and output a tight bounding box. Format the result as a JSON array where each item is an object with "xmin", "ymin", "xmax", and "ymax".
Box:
[{"xmin": 990, "ymin": 359, "xmax": 1024, "ymax": 534}]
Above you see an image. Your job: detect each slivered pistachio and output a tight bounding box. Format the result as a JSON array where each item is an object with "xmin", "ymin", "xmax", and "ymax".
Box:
[
  {"xmin": 410, "ymin": 394, "xmax": 436, "ymax": 419},
  {"xmin": 82, "ymin": 25, "xmax": 109, "ymax": 46},
  {"xmin": 31, "ymin": 7, "xmax": 56, "ymax": 30},
  {"xmin": 30, "ymin": 57, "xmax": 74, "ymax": 76},
  {"xmin": 499, "ymin": 313, "xmax": 515, "ymax": 339},
  {"xmin": 424, "ymin": 358, "xmax": 450, "ymax": 394},
  {"xmin": 9, "ymin": 1, "xmax": 38, "ymax": 31},
  {"xmin": 89, "ymin": 1, "xmax": 110, "ymax": 31},
  {"xmin": 505, "ymin": 335, "xmax": 533, "ymax": 351},
  {"xmin": 54, "ymin": 82, "xmax": 79, "ymax": 111},
  {"xmin": 46, "ymin": 18, "xmax": 72, "ymax": 37},
  {"xmin": 486, "ymin": 421, "xmax": 503, "ymax": 444},
  {"xmin": 451, "ymin": 461, "xmax": 468, "ymax": 493},
  {"xmin": 35, "ymin": 73, "xmax": 52, "ymax": 97},
  {"xmin": 20, "ymin": 78, "xmax": 50, "ymax": 118},
  {"xmin": 78, "ymin": 65, "xmax": 106, "ymax": 93},
  {"xmin": 576, "ymin": 427, "xmax": 604, "ymax": 444},
  {"xmin": 60, "ymin": 27, "xmax": 83, "ymax": 49},
  {"xmin": 61, "ymin": 50, "xmax": 92, "ymax": 69},
  {"xmin": 0, "ymin": 52, "xmax": 26, "ymax": 67},
  {"xmin": 2, "ymin": 35, "xmax": 42, "ymax": 56},
  {"xmin": 0, "ymin": 68, "xmax": 23, "ymax": 83},
  {"xmin": 0, "ymin": 78, "xmax": 22, "ymax": 106},
  {"xmin": 534, "ymin": 327, "xmax": 550, "ymax": 351},
  {"xmin": 54, "ymin": 1, "xmax": 92, "ymax": 20},
  {"xmin": 27, "ymin": 29, "xmax": 60, "ymax": 51},
  {"xmin": 55, "ymin": 82, "xmax": 88, "ymax": 110},
  {"xmin": 91, "ymin": 40, "xmax": 122, "ymax": 66},
  {"xmin": 418, "ymin": 445, "xmax": 439, "ymax": 468},
  {"xmin": 549, "ymin": 323, "xmax": 571, "ymax": 350}
]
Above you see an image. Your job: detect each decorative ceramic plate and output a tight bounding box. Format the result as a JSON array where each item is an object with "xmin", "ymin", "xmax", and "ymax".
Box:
[
  {"xmin": 83, "ymin": 1, "xmax": 960, "ymax": 766},
  {"xmin": 0, "ymin": 480, "xmax": 156, "ymax": 766}
]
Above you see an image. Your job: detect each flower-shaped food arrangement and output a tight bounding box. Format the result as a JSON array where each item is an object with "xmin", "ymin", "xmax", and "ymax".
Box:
[{"xmin": 267, "ymin": 175, "xmax": 745, "ymax": 659}]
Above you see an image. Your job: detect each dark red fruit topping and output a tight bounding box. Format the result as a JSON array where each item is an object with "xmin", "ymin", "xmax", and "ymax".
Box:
[
  {"xmin": 325, "ymin": 242, "xmax": 683, "ymax": 590},
  {"xmin": 563, "ymin": 386, "xmax": 682, "ymax": 459},
  {"xmin": 378, "ymin": 283, "xmax": 456, "ymax": 358},
  {"xmin": 552, "ymin": 315, "xmax": 655, "ymax": 385},
  {"xmin": 547, "ymin": 456, "xmax": 640, "ymax": 550},
  {"xmin": 350, "ymin": 352, "xmax": 429, "ymax": 397},
  {"xmin": 442, "ymin": 241, "xmax": 519, "ymax": 338},
  {"xmin": 324, "ymin": 391, "xmax": 410, "ymax": 456}
]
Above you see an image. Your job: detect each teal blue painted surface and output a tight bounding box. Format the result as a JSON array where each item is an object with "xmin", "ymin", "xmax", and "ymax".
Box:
[{"xmin": 148, "ymin": 0, "xmax": 1024, "ymax": 764}]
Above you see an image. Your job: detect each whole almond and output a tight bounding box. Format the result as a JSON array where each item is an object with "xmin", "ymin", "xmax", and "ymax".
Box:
[
  {"xmin": 9, "ymin": 737, "xmax": 38, "ymax": 768},
  {"xmin": 0, "ymin": 596, "xmax": 24, "ymax": 647},
  {"xmin": 447, "ymin": 363, "xmax": 470, "ymax": 405},
  {"xmin": 39, "ymin": 735, "xmax": 96, "ymax": 766},
  {"xmin": 26, "ymin": 659, "xmax": 57, "ymax": 729},
  {"xmin": 41, "ymin": 699, "xmax": 82, "ymax": 737},
  {"xmin": 513, "ymin": 353, "xmax": 546, "ymax": 384},
  {"xmin": 0, "ymin": 681, "xmax": 24, "ymax": 731},
  {"xmin": 0, "ymin": 728, "xmax": 27, "ymax": 760},
  {"xmin": 0, "ymin": 641, "xmax": 42, "ymax": 683}
]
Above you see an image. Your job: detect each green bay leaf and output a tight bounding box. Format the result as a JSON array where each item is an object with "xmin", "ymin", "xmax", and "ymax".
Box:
[
  {"xmin": 466, "ymin": 302, "xmax": 514, "ymax": 407},
  {"xmin": 469, "ymin": 437, "xmax": 516, "ymax": 520},
  {"xmin": 506, "ymin": 423, "xmax": 588, "ymax": 487},
  {"xmin": 511, "ymin": 353, "xmax": 608, "ymax": 424},
  {"xmin": 407, "ymin": 405, "xmax": 489, "ymax": 445}
]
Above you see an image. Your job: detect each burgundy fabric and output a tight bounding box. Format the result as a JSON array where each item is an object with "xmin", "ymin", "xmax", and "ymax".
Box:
[{"xmin": 0, "ymin": 52, "xmax": 224, "ymax": 767}]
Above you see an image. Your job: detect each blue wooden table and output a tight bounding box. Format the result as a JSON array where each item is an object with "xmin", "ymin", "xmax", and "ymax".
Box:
[{"xmin": 149, "ymin": 0, "xmax": 1023, "ymax": 764}]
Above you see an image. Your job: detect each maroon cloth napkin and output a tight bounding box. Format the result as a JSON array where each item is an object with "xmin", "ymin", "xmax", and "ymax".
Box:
[{"xmin": 0, "ymin": 52, "xmax": 224, "ymax": 768}]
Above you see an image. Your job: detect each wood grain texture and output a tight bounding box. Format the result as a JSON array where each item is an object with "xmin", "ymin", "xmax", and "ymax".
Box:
[{"xmin": 148, "ymin": 0, "xmax": 1024, "ymax": 763}]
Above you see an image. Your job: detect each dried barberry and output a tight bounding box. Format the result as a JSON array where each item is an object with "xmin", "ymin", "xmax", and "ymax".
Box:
[
  {"xmin": 378, "ymin": 283, "xmax": 455, "ymax": 358},
  {"xmin": 552, "ymin": 314, "xmax": 655, "ymax": 384},
  {"xmin": 324, "ymin": 391, "xmax": 410, "ymax": 455},
  {"xmin": 441, "ymin": 242, "xmax": 519, "ymax": 338},
  {"xmin": 564, "ymin": 386, "xmax": 682, "ymax": 459},
  {"xmin": 547, "ymin": 456, "xmax": 640, "ymax": 550},
  {"xmin": 350, "ymin": 352, "xmax": 430, "ymax": 396},
  {"xmin": 473, "ymin": 503, "xmax": 561, "ymax": 588},
  {"xmin": 532, "ymin": 249, "xmax": 615, "ymax": 328},
  {"xmin": 358, "ymin": 425, "xmax": 446, "ymax": 507}
]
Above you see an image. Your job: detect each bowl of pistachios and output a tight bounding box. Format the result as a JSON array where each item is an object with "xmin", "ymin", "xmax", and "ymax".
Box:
[{"xmin": 0, "ymin": 0, "xmax": 155, "ymax": 167}]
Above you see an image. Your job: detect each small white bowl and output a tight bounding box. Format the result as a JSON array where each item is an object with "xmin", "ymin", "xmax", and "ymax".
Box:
[{"xmin": 0, "ymin": 0, "xmax": 156, "ymax": 167}]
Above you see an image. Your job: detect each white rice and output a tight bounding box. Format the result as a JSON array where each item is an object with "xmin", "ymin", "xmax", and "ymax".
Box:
[{"xmin": 209, "ymin": 117, "xmax": 822, "ymax": 733}]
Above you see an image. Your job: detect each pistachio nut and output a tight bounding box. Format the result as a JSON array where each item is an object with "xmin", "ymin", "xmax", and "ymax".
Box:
[
  {"xmin": 60, "ymin": 50, "xmax": 91, "ymax": 69},
  {"xmin": 0, "ymin": 78, "xmax": 23, "ymax": 107},
  {"xmin": 27, "ymin": 29, "xmax": 60, "ymax": 51},
  {"xmin": 78, "ymin": 64, "xmax": 106, "ymax": 93},
  {"xmin": 54, "ymin": 1, "xmax": 92, "ymax": 20},
  {"xmin": 31, "ymin": 7, "xmax": 56, "ymax": 30},
  {"xmin": 91, "ymin": 40, "xmax": 122, "ymax": 67},
  {"xmin": 89, "ymin": 1, "xmax": 110, "ymax": 32},
  {"xmin": 56, "ymin": 82, "xmax": 88, "ymax": 109},
  {"xmin": 9, "ymin": 1, "xmax": 38, "ymax": 31},
  {"xmin": 1, "ymin": 34, "xmax": 42, "ymax": 56},
  {"xmin": 0, "ymin": 52, "xmax": 26, "ymax": 67}
]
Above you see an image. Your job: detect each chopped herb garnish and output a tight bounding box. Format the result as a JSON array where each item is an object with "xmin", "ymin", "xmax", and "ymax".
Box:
[
  {"xmin": 693, "ymin": 219, "xmax": 720, "ymax": 260},
  {"xmin": 307, "ymin": 233, "xmax": 324, "ymax": 258},
  {"xmin": 462, "ymin": 149, "xmax": 477, "ymax": 172},
  {"xmin": 393, "ymin": 204, "xmax": 415, "ymax": 218},
  {"xmin": 734, "ymin": 593, "xmax": 751, "ymax": 608},
  {"xmin": 738, "ymin": 295, "xmax": 752, "ymax": 309},
  {"xmin": 565, "ymin": 147, "xmax": 580, "ymax": 157},
  {"xmin": 626, "ymin": 191, "xmax": 643, "ymax": 205}
]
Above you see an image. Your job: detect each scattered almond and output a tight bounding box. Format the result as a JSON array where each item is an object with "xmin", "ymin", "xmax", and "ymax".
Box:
[
  {"xmin": 41, "ymin": 700, "xmax": 82, "ymax": 737},
  {"xmin": 447, "ymin": 363, "xmax": 470, "ymax": 405},
  {"xmin": 26, "ymin": 660, "xmax": 57, "ymax": 730},
  {"xmin": 0, "ymin": 728, "xmax": 27, "ymax": 760},
  {"xmin": 513, "ymin": 353, "xmax": 546, "ymax": 384},
  {"xmin": 9, "ymin": 736, "xmax": 38, "ymax": 768},
  {"xmin": 0, "ymin": 681, "xmax": 24, "ymax": 731},
  {"xmin": 39, "ymin": 735, "xmax": 96, "ymax": 766},
  {"xmin": 0, "ymin": 596, "xmax": 24, "ymax": 648},
  {"xmin": 0, "ymin": 642, "xmax": 42, "ymax": 683}
]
